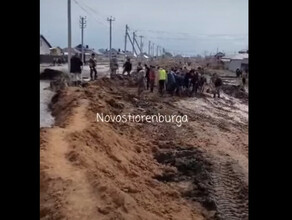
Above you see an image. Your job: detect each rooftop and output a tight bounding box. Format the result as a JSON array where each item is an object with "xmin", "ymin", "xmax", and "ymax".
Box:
[
  {"xmin": 223, "ymin": 53, "xmax": 248, "ymax": 60},
  {"xmin": 40, "ymin": 35, "xmax": 52, "ymax": 48}
]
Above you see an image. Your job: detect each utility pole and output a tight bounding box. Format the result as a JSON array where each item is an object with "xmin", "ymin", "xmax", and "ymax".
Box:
[
  {"xmin": 79, "ymin": 16, "xmax": 87, "ymax": 67},
  {"xmin": 124, "ymin": 25, "xmax": 128, "ymax": 53},
  {"xmin": 132, "ymin": 31, "xmax": 135, "ymax": 55},
  {"xmin": 133, "ymin": 31, "xmax": 142, "ymax": 54},
  {"xmin": 67, "ymin": 0, "xmax": 71, "ymax": 73},
  {"xmin": 156, "ymin": 45, "xmax": 159, "ymax": 57},
  {"xmin": 139, "ymin": 35, "xmax": 144, "ymax": 61},
  {"xmin": 148, "ymin": 41, "xmax": 151, "ymax": 56},
  {"xmin": 139, "ymin": 35, "xmax": 144, "ymax": 54},
  {"xmin": 125, "ymin": 27, "xmax": 138, "ymax": 56},
  {"xmin": 107, "ymin": 16, "xmax": 115, "ymax": 61}
]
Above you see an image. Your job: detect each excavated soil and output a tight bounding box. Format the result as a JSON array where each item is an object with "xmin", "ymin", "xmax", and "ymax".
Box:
[
  {"xmin": 40, "ymin": 76, "xmax": 248, "ymax": 220},
  {"xmin": 221, "ymin": 85, "xmax": 248, "ymax": 103}
]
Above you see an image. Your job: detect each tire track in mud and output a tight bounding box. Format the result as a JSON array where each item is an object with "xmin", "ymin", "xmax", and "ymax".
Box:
[
  {"xmin": 119, "ymin": 82, "xmax": 249, "ymax": 219},
  {"xmin": 153, "ymin": 146, "xmax": 248, "ymax": 220},
  {"xmin": 209, "ymin": 160, "xmax": 248, "ymax": 220}
]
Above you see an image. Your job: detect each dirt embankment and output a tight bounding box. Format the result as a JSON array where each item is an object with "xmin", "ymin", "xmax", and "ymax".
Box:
[
  {"xmin": 40, "ymin": 68, "xmax": 66, "ymax": 80},
  {"xmin": 40, "ymin": 76, "xmax": 248, "ymax": 220},
  {"xmin": 221, "ymin": 85, "xmax": 248, "ymax": 103}
]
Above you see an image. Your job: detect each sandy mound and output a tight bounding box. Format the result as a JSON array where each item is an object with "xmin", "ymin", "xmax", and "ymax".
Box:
[{"xmin": 40, "ymin": 77, "xmax": 248, "ymax": 220}]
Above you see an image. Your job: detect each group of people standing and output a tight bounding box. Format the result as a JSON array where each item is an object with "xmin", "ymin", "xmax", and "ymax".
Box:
[
  {"xmin": 70, "ymin": 55, "xmax": 225, "ymax": 99},
  {"xmin": 52, "ymin": 57, "xmax": 65, "ymax": 66},
  {"xmin": 123, "ymin": 59, "xmax": 156, "ymax": 95},
  {"xmin": 70, "ymin": 53, "xmax": 98, "ymax": 86},
  {"xmin": 162, "ymin": 67, "xmax": 208, "ymax": 97},
  {"xmin": 127, "ymin": 59, "xmax": 223, "ymax": 98}
]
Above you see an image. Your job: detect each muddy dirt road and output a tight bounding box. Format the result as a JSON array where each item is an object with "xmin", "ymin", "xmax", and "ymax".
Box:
[{"xmin": 40, "ymin": 76, "xmax": 248, "ymax": 220}]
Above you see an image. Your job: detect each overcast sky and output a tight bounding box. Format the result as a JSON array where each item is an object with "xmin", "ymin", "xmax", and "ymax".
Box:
[{"xmin": 40, "ymin": 0, "xmax": 248, "ymax": 56}]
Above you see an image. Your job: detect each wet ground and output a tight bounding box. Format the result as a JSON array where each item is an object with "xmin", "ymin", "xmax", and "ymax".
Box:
[
  {"xmin": 39, "ymin": 63, "xmax": 119, "ymax": 128},
  {"xmin": 40, "ymin": 80, "xmax": 55, "ymax": 127},
  {"xmin": 109, "ymin": 73, "xmax": 249, "ymax": 219}
]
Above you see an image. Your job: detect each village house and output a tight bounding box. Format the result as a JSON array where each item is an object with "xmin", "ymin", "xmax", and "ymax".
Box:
[
  {"xmin": 103, "ymin": 48, "xmax": 119, "ymax": 57},
  {"xmin": 221, "ymin": 52, "xmax": 248, "ymax": 72},
  {"xmin": 40, "ymin": 35, "xmax": 52, "ymax": 55},
  {"xmin": 62, "ymin": 47, "xmax": 81, "ymax": 56},
  {"xmin": 74, "ymin": 44, "xmax": 98, "ymax": 62},
  {"xmin": 214, "ymin": 52, "xmax": 225, "ymax": 60},
  {"xmin": 238, "ymin": 49, "xmax": 248, "ymax": 54},
  {"xmin": 62, "ymin": 45, "xmax": 99, "ymax": 63},
  {"xmin": 50, "ymin": 47, "xmax": 64, "ymax": 56}
]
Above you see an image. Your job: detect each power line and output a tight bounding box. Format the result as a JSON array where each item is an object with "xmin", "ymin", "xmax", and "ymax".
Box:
[
  {"xmin": 68, "ymin": 5, "xmax": 228, "ymax": 57},
  {"xmin": 81, "ymin": 0, "xmax": 109, "ymax": 20},
  {"xmin": 137, "ymin": 28, "xmax": 247, "ymax": 37},
  {"xmin": 126, "ymin": 26, "xmax": 164, "ymax": 56},
  {"xmin": 73, "ymin": 0, "xmax": 89, "ymax": 15},
  {"xmin": 73, "ymin": 0, "xmax": 107, "ymax": 28},
  {"xmin": 79, "ymin": 0, "xmax": 108, "ymax": 26}
]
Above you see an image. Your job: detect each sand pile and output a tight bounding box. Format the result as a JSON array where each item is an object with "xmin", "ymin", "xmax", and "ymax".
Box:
[{"xmin": 40, "ymin": 76, "xmax": 248, "ymax": 220}]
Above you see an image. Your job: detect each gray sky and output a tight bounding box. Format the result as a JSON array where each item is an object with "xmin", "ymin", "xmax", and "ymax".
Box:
[{"xmin": 40, "ymin": 0, "xmax": 248, "ymax": 56}]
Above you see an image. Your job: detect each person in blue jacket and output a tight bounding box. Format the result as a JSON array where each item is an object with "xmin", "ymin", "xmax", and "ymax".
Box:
[{"xmin": 166, "ymin": 68, "xmax": 177, "ymax": 96}]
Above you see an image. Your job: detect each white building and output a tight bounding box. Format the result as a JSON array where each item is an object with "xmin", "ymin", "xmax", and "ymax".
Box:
[
  {"xmin": 222, "ymin": 53, "xmax": 248, "ymax": 72},
  {"xmin": 40, "ymin": 35, "xmax": 52, "ymax": 55},
  {"xmin": 62, "ymin": 47, "xmax": 81, "ymax": 56}
]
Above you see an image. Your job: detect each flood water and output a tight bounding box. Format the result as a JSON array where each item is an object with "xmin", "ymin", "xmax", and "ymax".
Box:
[{"xmin": 40, "ymin": 80, "xmax": 55, "ymax": 127}]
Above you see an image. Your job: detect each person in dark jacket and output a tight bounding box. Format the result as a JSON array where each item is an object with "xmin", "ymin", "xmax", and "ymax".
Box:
[
  {"xmin": 242, "ymin": 71, "xmax": 247, "ymax": 87},
  {"xmin": 122, "ymin": 58, "xmax": 132, "ymax": 75},
  {"xmin": 236, "ymin": 68, "xmax": 241, "ymax": 78},
  {"xmin": 166, "ymin": 68, "xmax": 176, "ymax": 95},
  {"xmin": 184, "ymin": 69, "xmax": 191, "ymax": 90},
  {"xmin": 144, "ymin": 64, "xmax": 150, "ymax": 90},
  {"xmin": 57, "ymin": 58, "xmax": 62, "ymax": 66},
  {"xmin": 175, "ymin": 70, "xmax": 184, "ymax": 96},
  {"xmin": 190, "ymin": 71, "xmax": 199, "ymax": 96},
  {"xmin": 70, "ymin": 54, "xmax": 83, "ymax": 86},
  {"xmin": 213, "ymin": 74, "xmax": 223, "ymax": 98},
  {"xmin": 136, "ymin": 62, "xmax": 143, "ymax": 73}
]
